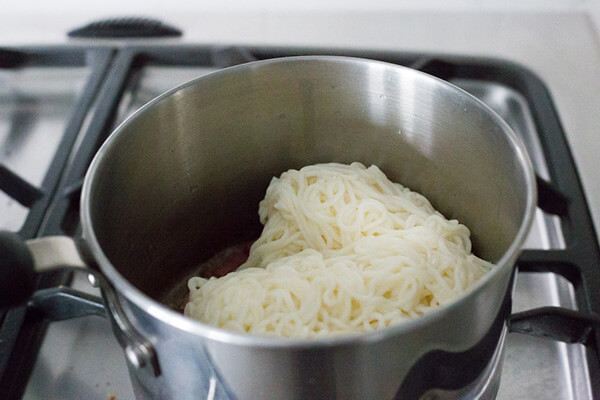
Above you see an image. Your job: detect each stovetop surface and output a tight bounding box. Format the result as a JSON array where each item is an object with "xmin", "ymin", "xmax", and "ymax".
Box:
[{"xmin": 1, "ymin": 45, "xmax": 599, "ymax": 400}]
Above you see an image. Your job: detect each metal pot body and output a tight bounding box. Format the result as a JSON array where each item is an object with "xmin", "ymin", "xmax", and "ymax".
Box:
[{"xmin": 81, "ymin": 57, "xmax": 536, "ymax": 399}]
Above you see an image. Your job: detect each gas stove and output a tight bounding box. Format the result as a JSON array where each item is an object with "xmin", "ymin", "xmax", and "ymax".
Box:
[{"xmin": 1, "ymin": 44, "xmax": 599, "ymax": 399}]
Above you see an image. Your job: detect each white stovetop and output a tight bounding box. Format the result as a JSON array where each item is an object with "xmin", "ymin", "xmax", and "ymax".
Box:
[{"xmin": 2, "ymin": 1, "xmax": 600, "ymax": 242}]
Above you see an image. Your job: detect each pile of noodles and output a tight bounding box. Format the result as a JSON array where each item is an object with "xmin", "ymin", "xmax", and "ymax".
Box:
[{"xmin": 184, "ymin": 162, "xmax": 493, "ymax": 338}]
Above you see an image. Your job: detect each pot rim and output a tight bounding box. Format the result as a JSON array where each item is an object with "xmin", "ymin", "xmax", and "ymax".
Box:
[{"xmin": 80, "ymin": 55, "xmax": 537, "ymax": 348}]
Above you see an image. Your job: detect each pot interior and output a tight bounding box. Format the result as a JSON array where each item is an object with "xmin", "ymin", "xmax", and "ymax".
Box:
[{"xmin": 87, "ymin": 57, "xmax": 532, "ymax": 306}]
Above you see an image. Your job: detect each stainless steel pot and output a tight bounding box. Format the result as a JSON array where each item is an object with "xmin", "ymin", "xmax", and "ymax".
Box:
[{"xmin": 0, "ymin": 56, "xmax": 537, "ymax": 399}]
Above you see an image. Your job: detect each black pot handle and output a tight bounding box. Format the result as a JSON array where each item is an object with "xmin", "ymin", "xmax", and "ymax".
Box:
[
  {"xmin": 0, "ymin": 231, "xmax": 161, "ymax": 377},
  {"xmin": 0, "ymin": 231, "xmax": 37, "ymax": 308},
  {"xmin": 0, "ymin": 231, "xmax": 106, "ymax": 321},
  {"xmin": 508, "ymin": 306, "xmax": 600, "ymax": 345},
  {"xmin": 0, "ymin": 231, "xmax": 91, "ymax": 310}
]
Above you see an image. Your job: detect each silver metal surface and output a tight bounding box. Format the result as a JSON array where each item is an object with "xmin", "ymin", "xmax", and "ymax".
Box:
[
  {"xmin": 114, "ymin": 66, "xmax": 219, "ymax": 126},
  {"xmin": 499, "ymin": 273, "xmax": 592, "ymax": 400},
  {"xmin": 24, "ymin": 61, "xmax": 589, "ymax": 400},
  {"xmin": 0, "ymin": 66, "xmax": 89, "ymax": 231},
  {"xmin": 25, "ymin": 275, "xmax": 134, "ymax": 400},
  {"xmin": 458, "ymin": 80, "xmax": 592, "ymax": 399},
  {"xmin": 102, "ymin": 281, "xmax": 162, "ymax": 378},
  {"xmin": 422, "ymin": 325, "xmax": 508, "ymax": 400},
  {"xmin": 453, "ymin": 80, "xmax": 565, "ymax": 251},
  {"xmin": 80, "ymin": 57, "xmax": 535, "ymax": 400},
  {"xmin": 24, "ymin": 235, "xmax": 162, "ymax": 378}
]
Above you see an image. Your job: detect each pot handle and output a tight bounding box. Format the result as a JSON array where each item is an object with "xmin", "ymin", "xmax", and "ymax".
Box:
[
  {"xmin": 0, "ymin": 231, "xmax": 36, "ymax": 308},
  {"xmin": 0, "ymin": 231, "xmax": 162, "ymax": 377},
  {"xmin": 0, "ymin": 231, "xmax": 88, "ymax": 309}
]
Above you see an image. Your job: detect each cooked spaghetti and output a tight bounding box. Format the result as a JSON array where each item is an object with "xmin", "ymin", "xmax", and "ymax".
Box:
[{"xmin": 184, "ymin": 163, "xmax": 493, "ymax": 337}]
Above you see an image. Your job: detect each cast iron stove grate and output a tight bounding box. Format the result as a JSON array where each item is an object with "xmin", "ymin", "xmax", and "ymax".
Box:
[{"xmin": 0, "ymin": 46, "xmax": 113, "ymax": 397}]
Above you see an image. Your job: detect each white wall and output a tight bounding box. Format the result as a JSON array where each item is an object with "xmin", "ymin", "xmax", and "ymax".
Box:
[{"xmin": 1, "ymin": 0, "xmax": 599, "ymax": 44}]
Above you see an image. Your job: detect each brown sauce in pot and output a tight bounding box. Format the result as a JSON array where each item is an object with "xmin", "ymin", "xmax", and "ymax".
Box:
[{"xmin": 161, "ymin": 241, "xmax": 253, "ymax": 313}]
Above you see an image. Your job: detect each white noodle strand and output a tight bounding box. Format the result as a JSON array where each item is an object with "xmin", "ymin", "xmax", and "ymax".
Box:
[{"xmin": 184, "ymin": 163, "xmax": 493, "ymax": 338}]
